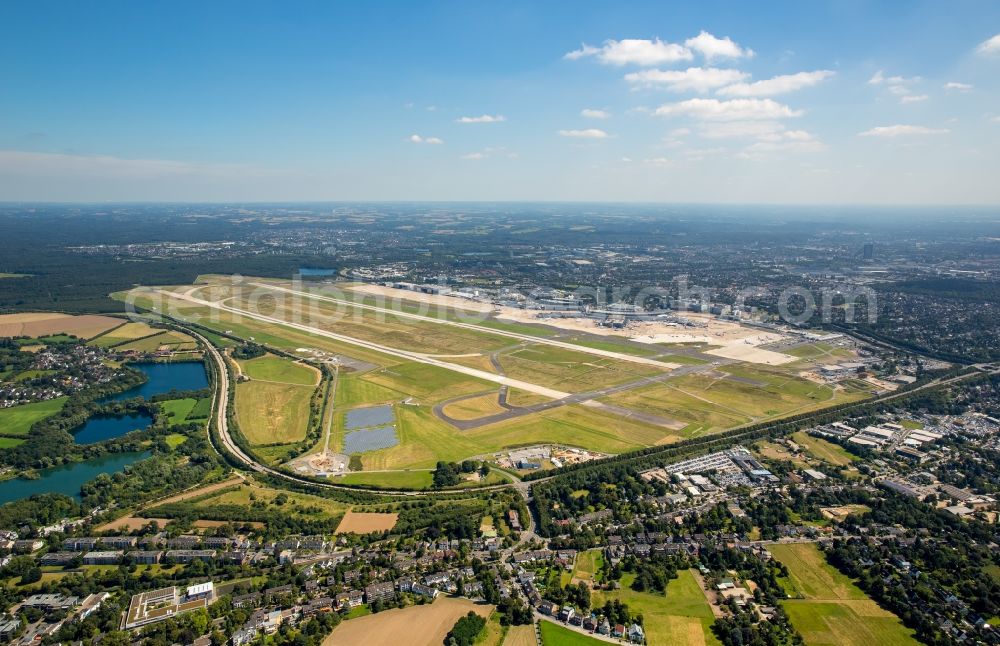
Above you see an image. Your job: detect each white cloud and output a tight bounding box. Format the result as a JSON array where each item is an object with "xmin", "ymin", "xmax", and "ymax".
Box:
[
  {"xmin": 869, "ymin": 71, "xmax": 919, "ymax": 86},
  {"xmin": 581, "ymin": 108, "xmax": 611, "ymax": 119},
  {"xmin": 684, "ymin": 31, "xmax": 753, "ymax": 60},
  {"xmin": 564, "ymin": 44, "xmax": 600, "ymax": 60},
  {"xmin": 642, "ymin": 157, "xmax": 673, "ymax": 165},
  {"xmin": 900, "ymin": 94, "xmax": 929, "ymax": 104},
  {"xmin": 698, "ymin": 121, "xmax": 786, "ymax": 139},
  {"xmin": 670, "ymin": 127, "xmax": 691, "ymax": 136},
  {"xmin": 718, "ymin": 70, "xmax": 834, "ymax": 96},
  {"xmin": 977, "ymin": 33, "xmax": 1000, "ymax": 55},
  {"xmin": 858, "ymin": 125, "xmax": 949, "ymax": 137},
  {"xmin": 625, "ymin": 67, "xmax": 748, "ymax": 92},
  {"xmin": 654, "ymin": 98, "xmax": 802, "ymax": 121},
  {"xmin": 558, "ymin": 128, "xmax": 609, "ymax": 138},
  {"xmin": 991, "ymin": 116, "xmax": 1000, "ymax": 123},
  {"xmin": 456, "ymin": 114, "xmax": 506, "ymax": 123},
  {"xmin": 460, "ymin": 152, "xmax": 486, "ymax": 160},
  {"xmin": 564, "ymin": 38, "xmax": 692, "ymax": 65},
  {"xmin": 944, "ymin": 82, "xmax": 973, "ymax": 91},
  {"xmin": 408, "ymin": 134, "xmax": 443, "ymax": 144},
  {"xmin": 742, "ymin": 138, "xmax": 824, "ymax": 156}
]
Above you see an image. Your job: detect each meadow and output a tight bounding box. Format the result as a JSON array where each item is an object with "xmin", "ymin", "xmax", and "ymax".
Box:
[
  {"xmin": 592, "ymin": 569, "xmax": 721, "ymax": 646},
  {"xmin": 790, "ymin": 431, "xmax": 858, "ymax": 466},
  {"xmin": 769, "ymin": 543, "xmax": 918, "ymax": 646},
  {"xmin": 604, "ymin": 364, "xmax": 869, "ymax": 434},
  {"xmin": 497, "ymin": 344, "xmax": 666, "ymax": 393},
  {"xmin": 235, "ymin": 355, "xmax": 318, "ymax": 445},
  {"xmin": 0, "ymin": 397, "xmax": 68, "ymax": 437},
  {"xmin": 230, "ymin": 289, "xmax": 514, "ymax": 356},
  {"xmin": 89, "ymin": 321, "xmax": 162, "ymax": 347},
  {"xmin": 538, "ymin": 621, "xmax": 603, "ymax": 646}
]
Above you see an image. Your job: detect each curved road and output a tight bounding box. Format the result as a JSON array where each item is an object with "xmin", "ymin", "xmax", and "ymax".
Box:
[
  {"xmin": 192, "ymin": 325, "xmax": 997, "ymax": 500},
  {"xmin": 194, "ymin": 329, "xmax": 520, "ymax": 498}
]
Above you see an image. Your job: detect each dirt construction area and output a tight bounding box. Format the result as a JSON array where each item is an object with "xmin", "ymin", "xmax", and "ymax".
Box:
[
  {"xmin": 323, "ymin": 597, "xmax": 493, "ymax": 646},
  {"xmin": 335, "ymin": 510, "xmax": 399, "ymax": 534}
]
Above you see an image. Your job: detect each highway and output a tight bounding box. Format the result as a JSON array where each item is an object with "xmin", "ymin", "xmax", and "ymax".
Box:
[{"xmin": 191, "ymin": 328, "xmax": 519, "ymax": 498}]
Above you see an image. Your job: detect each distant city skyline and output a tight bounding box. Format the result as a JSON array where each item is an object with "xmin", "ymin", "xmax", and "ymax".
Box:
[{"xmin": 1, "ymin": 1, "xmax": 999, "ymax": 204}]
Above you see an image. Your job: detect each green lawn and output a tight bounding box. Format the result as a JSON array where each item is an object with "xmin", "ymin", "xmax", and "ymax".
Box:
[
  {"xmin": 239, "ymin": 355, "xmax": 318, "ymax": 385},
  {"xmin": 0, "ymin": 397, "xmax": 68, "ymax": 437},
  {"xmin": 159, "ymin": 398, "xmax": 198, "ymax": 425},
  {"xmin": 164, "ymin": 433, "xmax": 188, "ymax": 449},
  {"xmin": 592, "ymin": 570, "xmax": 721, "ymax": 646},
  {"xmin": 539, "ymin": 620, "xmax": 604, "ymax": 646},
  {"xmin": 791, "ymin": 431, "xmax": 858, "ymax": 467},
  {"xmin": 571, "ymin": 549, "xmax": 603, "ymax": 584},
  {"xmin": 0, "ymin": 438, "xmax": 25, "ymax": 448},
  {"xmin": 335, "ymin": 374, "xmax": 404, "ymax": 408},
  {"xmin": 769, "ymin": 543, "xmax": 918, "ymax": 646},
  {"xmin": 188, "ymin": 398, "xmax": 212, "ymax": 419},
  {"xmin": 337, "ymin": 470, "xmax": 433, "ymax": 489}
]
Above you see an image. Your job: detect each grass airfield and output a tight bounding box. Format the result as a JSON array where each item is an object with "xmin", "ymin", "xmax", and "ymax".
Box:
[{"xmin": 119, "ymin": 276, "xmax": 874, "ymax": 489}]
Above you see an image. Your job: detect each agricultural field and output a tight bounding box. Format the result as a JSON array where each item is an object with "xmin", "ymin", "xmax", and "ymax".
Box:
[
  {"xmin": 538, "ymin": 620, "xmax": 604, "ymax": 645},
  {"xmin": 334, "ymin": 510, "xmax": 399, "ymax": 534},
  {"xmin": 117, "ymin": 329, "xmax": 198, "ymax": 352},
  {"xmin": 235, "ymin": 355, "xmax": 318, "ymax": 445},
  {"xmin": 503, "ymin": 625, "xmax": 538, "ymax": 646},
  {"xmin": 592, "ymin": 570, "xmax": 721, "ymax": 646},
  {"xmin": 89, "ymin": 321, "xmax": 162, "ymax": 347},
  {"xmin": 323, "ymin": 596, "xmax": 493, "ymax": 646},
  {"xmin": 0, "ymin": 397, "xmax": 67, "ymax": 437},
  {"xmin": 0, "ymin": 312, "xmax": 122, "ymax": 340},
  {"xmin": 769, "ymin": 543, "xmax": 918, "ymax": 646}
]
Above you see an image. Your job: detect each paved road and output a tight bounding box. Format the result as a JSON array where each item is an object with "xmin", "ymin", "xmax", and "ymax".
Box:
[
  {"xmin": 189, "ymin": 321, "xmax": 998, "ymax": 499},
  {"xmin": 192, "ymin": 329, "xmax": 518, "ymax": 497}
]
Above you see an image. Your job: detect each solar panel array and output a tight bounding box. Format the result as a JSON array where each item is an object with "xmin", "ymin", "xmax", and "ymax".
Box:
[
  {"xmin": 345, "ymin": 405, "xmax": 395, "ymax": 430},
  {"xmin": 343, "ymin": 425, "xmax": 399, "ymax": 454}
]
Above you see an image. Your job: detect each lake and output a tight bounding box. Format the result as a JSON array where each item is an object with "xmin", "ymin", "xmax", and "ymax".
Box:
[
  {"xmin": 298, "ymin": 267, "xmax": 336, "ymax": 276},
  {"xmin": 101, "ymin": 361, "xmax": 209, "ymax": 403},
  {"xmin": 0, "ymin": 451, "xmax": 151, "ymax": 505},
  {"xmin": 73, "ymin": 412, "xmax": 155, "ymax": 444}
]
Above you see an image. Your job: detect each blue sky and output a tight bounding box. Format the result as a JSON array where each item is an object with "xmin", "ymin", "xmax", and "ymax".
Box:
[{"xmin": 1, "ymin": 0, "xmax": 999, "ymax": 203}]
